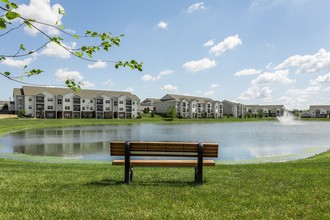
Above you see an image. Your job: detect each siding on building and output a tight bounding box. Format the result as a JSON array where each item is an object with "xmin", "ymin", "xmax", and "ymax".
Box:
[
  {"xmin": 153, "ymin": 94, "xmax": 223, "ymax": 118},
  {"xmin": 13, "ymin": 86, "xmax": 140, "ymax": 119}
]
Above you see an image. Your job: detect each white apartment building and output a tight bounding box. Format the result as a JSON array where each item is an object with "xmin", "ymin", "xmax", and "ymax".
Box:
[
  {"xmin": 13, "ymin": 86, "xmax": 140, "ymax": 119},
  {"xmin": 309, "ymin": 105, "xmax": 330, "ymax": 118},
  {"xmin": 153, "ymin": 94, "xmax": 223, "ymax": 118}
]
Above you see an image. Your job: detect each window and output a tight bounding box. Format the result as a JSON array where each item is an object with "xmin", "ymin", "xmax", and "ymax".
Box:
[
  {"xmin": 47, "ymin": 106, "xmax": 53, "ymax": 110},
  {"xmin": 119, "ymin": 100, "xmax": 124, "ymax": 104},
  {"xmin": 57, "ymin": 99, "xmax": 62, "ymax": 105},
  {"xmin": 47, "ymin": 98, "xmax": 53, "ymax": 102},
  {"xmin": 119, "ymin": 107, "xmax": 124, "ymax": 111},
  {"xmin": 90, "ymin": 100, "xmax": 93, "ymax": 103},
  {"xmin": 114, "ymin": 101, "xmax": 118, "ymax": 106},
  {"xmin": 65, "ymin": 98, "xmax": 70, "ymax": 102},
  {"xmin": 28, "ymin": 98, "xmax": 32, "ymax": 102},
  {"xmin": 90, "ymin": 107, "xmax": 93, "ymax": 110},
  {"xmin": 82, "ymin": 99, "xmax": 85, "ymax": 103},
  {"xmin": 105, "ymin": 107, "xmax": 110, "ymax": 111},
  {"xmin": 82, "ymin": 107, "xmax": 85, "ymax": 110},
  {"xmin": 28, "ymin": 106, "xmax": 32, "ymax": 110},
  {"xmin": 65, "ymin": 106, "xmax": 70, "ymax": 110},
  {"xmin": 105, "ymin": 100, "xmax": 110, "ymax": 104}
]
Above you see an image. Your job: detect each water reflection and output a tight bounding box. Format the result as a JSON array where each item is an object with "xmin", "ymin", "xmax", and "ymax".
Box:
[
  {"xmin": 0, "ymin": 122, "xmax": 330, "ymax": 163},
  {"xmin": 13, "ymin": 142, "xmax": 108, "ymax": 157}
]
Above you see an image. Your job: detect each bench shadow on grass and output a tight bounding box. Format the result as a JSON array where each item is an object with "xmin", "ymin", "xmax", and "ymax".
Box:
[{"xmin": 86, "ymin": 179, "xmax": 198, "ymax": 187}]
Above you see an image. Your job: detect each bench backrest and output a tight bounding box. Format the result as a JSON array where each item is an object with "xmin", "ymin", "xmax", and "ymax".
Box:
[{"xmin": 110, "ymin": 141, "xmax": 218, "ymax": 158}]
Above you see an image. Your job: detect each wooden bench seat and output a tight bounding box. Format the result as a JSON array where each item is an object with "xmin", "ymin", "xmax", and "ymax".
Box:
[
  {"xmin": 110, "ymin": 141, "xmax": 219, "ymax": 185},
  {"xmin": 112, "ymin": 159, "xmax": 216, "ymax": 167}
]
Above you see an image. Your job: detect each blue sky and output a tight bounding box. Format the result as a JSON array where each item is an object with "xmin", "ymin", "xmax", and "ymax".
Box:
[{"xmin": 1, "ymin": 0, "xmax": 330, "ymax": 109}]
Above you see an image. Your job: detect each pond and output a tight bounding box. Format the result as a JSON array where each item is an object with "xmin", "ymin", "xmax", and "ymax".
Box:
[{"xmin": 0, "ymin": 121, "xmax": 329, "ymax": 164}]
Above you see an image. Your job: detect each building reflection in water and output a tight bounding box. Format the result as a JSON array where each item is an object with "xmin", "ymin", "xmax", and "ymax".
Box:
[{"xmin": 13, "ymin": 142, "xmax": 109, "ymax": 157}]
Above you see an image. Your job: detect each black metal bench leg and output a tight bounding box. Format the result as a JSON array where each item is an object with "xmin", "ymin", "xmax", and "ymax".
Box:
[
  {"xmin": 196, "ymin": 143, "xmax": 204, "ymax": 185},
  {"xmin": 130, "ymin": 168, "xmax": 133, "ymax": 182}
]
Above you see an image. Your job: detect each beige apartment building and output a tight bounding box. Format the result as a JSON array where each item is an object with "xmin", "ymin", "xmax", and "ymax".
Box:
[
  {"xmin": 153, "ymin": 94, "xmax": 223, "ymax": 118},
  {"xmin": 13, "ymin": 86, "xmax": 140, "ymax": 119}
]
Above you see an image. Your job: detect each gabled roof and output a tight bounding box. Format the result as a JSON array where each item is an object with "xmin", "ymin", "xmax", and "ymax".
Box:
[
  {"xmin": 160, "ymin": 94, "xmax": 218, "ymax": 103},
  {"xmin": 141, "ymin": 98, "xmax": 160, "ymax": 103},
  {"xmin": 309, "ymin": 105, "xmax": 330, "ymax": 111},
  {"xmin": 222, "ymin": 100, "xmax": 242, "ymax": 106},
  {"xmin": 13, "ymin": 86, "xmax": 140, "ymax": 101}
]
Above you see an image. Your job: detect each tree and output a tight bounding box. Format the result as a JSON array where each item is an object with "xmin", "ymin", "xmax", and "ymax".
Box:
[
  {"xmin": 292, "ymin": 109, "xmax": 300, "ymax": 118},
  {"xmin": 2, "ymin": 103, "xmax": 9, "ymax": 110},
  {"xmin": 0, "ymin": 0, "xmax": 142, "ymax": 91},
  {"xmin": 257, "ymin": 109, "xmax": 263, "ymax": 119},
  {"xmin": 167, "ymin": 106, "xmax": 176, "ymax": 120},
  {"xmin": 17, "ymin": 109, "xmax": 25, "ymax": 117},
  {"xmin": 143, "ymin": 107, "xmax": 150, "ymax": 114}
]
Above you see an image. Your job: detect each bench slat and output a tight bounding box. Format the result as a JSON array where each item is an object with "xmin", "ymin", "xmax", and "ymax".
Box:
[
  {"xmin": 110, "ymin": 141, "xmax": 219, "ymax": 158},
  {"xmin": 112, "ymin": 159, "xmax": 216, "ymax": 167}
]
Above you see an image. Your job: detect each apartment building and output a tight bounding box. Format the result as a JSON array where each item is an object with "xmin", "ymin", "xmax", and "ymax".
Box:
[
  {"xmin": 245, "ymin": 105, "xmax": 285, "ymax": 117},
  {"xmin": 13, "ymin": 86, "xmax": 140, "ymax": 119},
  {"xmin": 140, "ymin": 98, "xmax": 160, "ymax": 112},
  {"xmin": 222, "ymin": 100, "xmax": 246, "ymax": 118},
  {"xmin": 309, "ymin": 105, "xmax": 330, "ymax": 118},
  {"xmin": 153, "ymin": 94, "xmax": 223, "ymax": 118}
]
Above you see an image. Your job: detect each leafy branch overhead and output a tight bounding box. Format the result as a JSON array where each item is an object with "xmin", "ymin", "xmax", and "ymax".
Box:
[{"xmin": 0, "ymin": 0, "xmax": 143, "ymax": 91}]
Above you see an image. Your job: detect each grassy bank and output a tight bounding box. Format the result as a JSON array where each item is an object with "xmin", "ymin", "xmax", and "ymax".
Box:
[{"xmin": 0, "ymin": 151, "xmax": 329, "ymax": 219}]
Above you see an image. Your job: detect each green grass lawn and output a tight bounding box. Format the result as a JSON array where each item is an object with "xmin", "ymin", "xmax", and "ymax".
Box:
[
  {"xmin": 0, "ymin": 152, "xmax": 329, "ymax": 219},
  {"xmin": 0, "ymin": 117, "xmax": 329, "ymax": 219}
]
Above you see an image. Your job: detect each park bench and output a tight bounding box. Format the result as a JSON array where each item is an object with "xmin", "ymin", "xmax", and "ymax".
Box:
[{"xmin": 110, "ymin": 141, "xmax": 219, "ymax": 185}]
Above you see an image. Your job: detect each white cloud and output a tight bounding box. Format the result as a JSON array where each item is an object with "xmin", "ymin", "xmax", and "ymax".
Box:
[
  {"xmin": 286, "ymin": 86, "xmax": 321, "ymax": 96},
  {"xmin": 1, "ymin": 57, "xmax": 34, "ymax": 68},
  {"xmin": 210, "ymin": 84, "xmax": 220, "ymax": 88},
  {"xmin": 141, "ymin": 69, "xmax": 174, "ymax": 81},
  {"xmin": 125, "ymin": 87, "xmax": 134, "ymax": 93},
  {"xmin": 204, "ymin": 90, "xmax": 214, "ymax": 97},
  {"xmin": 310, "ymin": 72, "xmax": 330, "ymax": 85},
  {"xmin": 41, "ymin": 41, "xmax": 76, "ymax": 59},
  {"xmin": 187, "ymin": 2, "xmax": 205, "ymax": 13},
  {"xmin": 237, "ymin": 85, "xmax": 272, "ymax": 101},
  {"xmin": 323, "ymin": 86, "xmax": 330, "ymax": 92},
  {"xmin": 275, "ymin": 48, "xmax": 330, "ymax": 74},
  {"xmin": 141, "ymin": 74, "xmax": 155, "ymax": 81},
  {"xmin": 157, "ymin": 21, "xmax": 168, "ymax": 30},
  {"xmin": 81, "ymin": 81, "xmax": 95, "ymax": 89},
  {"xmin": 88, "ymin": 60, "xmax": 107, "ymax": 69},
  {"xmin": 251, "ymin": 70, "xmax": 295, "ymax": 85},
  {"xmin": 234, "ymin": 68, "xmax": 261, "ymax": 76},
  {"xmin": 55, "ymin": 68, "xmax": 84, "ymax": 82},
  {"xmin": 161, "ymin": 84, "xmax": 178, "ymax": 92},
  {"xmin": 16, "ymin": 0, "xmax": 65, "ymax": 36},
  {"xmin": 158, "ymin": 69, "xmax": 173, "ymax": 77},
  {"xmin": 103, "ymin": 79, "xmax": 114, "ymax": 86},
  {"xmin": 182, "ymin": 58, "xmax": 216, "ymax": 73},
  {"xmin": 203, "ymin": 39, "xmax": 214, "ymax": 47},
  {"xmin": 210, "ymin": 35, "xmax": 242, "ymax": 56}
]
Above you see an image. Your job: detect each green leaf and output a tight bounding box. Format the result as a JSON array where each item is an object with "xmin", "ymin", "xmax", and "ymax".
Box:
[
  {"xmin": 73, "ymin": 34, "xmax": 79, "ymax": 39},
  {"xmin": 5, "ymin": 11, "xmax": 20, "ymax": 20},
  {"xmin": 1, "ymin": 0, "xmax": 10, "ymax": 4},
  {"xmin": 0, "ymin": 19, "xmax": 6, "ymax": 29},
  {"xmin": 74, "ymin": 51, "xmax": 83, "ymax": 57},
  {"xmin": 4, "ymin": 72, "xmax": 10, "ymax": 76},
  {"xmin": 10, "ymin": 2, "xmax": 18, "ymax": 9},
  {"xmin": 20, "ymin": 44, "xmax": 26, "ymax": 51},
  {"xmin": 24, "ymin": 20, "xmax": 32, "ymax": 28}
]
